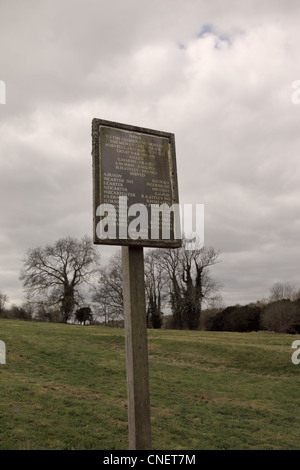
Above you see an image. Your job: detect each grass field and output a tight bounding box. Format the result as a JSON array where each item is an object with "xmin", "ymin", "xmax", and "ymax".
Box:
[{"xmin": 0, "ymin": 318, "xmax": 299, "ymax": 450}]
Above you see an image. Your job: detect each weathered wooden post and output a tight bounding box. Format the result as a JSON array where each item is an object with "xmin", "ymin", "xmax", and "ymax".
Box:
[
  {"xmin": 92, "ymin": 119, "xmax": 180, "ymax": 450},
  {"xmin": 122, "ymin": 245, "xmax": 151, "ymax": 449}
]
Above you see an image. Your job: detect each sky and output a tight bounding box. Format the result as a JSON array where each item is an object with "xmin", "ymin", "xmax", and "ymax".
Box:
[{"xmin": 1, "ymin": 0, "xmax": 300, "ymax": 308}]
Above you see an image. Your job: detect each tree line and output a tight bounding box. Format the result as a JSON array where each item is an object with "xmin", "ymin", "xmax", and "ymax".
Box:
[
  {"xmin": 93, "ymin": 242, "xmax": 222, "ymax": 329},
  {"xmin": 1, "ymin": 235, "xmax": 299, "ymax": 333},
  {"xmin": 203, "ymin": 281, "xmax": 300, "ymax": 334},
  {"xmin": 0, "ymin": 235, "xmax": 222, "ymax": 330}
]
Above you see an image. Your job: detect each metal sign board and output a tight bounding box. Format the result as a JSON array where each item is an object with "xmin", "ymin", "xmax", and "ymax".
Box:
[{"xmin": 92, "ymin": 118, "xmax": 181, "ymax": 248}]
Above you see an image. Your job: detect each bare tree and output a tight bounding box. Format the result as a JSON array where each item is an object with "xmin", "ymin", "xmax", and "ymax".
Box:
[
  {"xmin": 269, "ymin": 282, "xmax": 298, "ymax": 302},
  {"xmin": 20, "ymin": 236, "xmax": 100, "ymax": 323},
  {"xmin": 91, "ymin": 241, "xmax": 221, "ymax": 331},
  {"xmin": 92, "ymin": 248, "xmax": 170, "ymax": 328},
  {"xmin": 92, "ymin": 250, "xmax": 124, "ymax": 325},
  {"xmin": 261, "ymin": 300, "xmax": 300, "ymax": 333},
  {"xmin": 0, "ymin": 291, "xmax": 8, "ymax": 314},
  {"xmin": 160, "ymin": 241, "xmax": 222, "ymax": 330},
  {"xmin": 144, "ymin": 249, "xmax": 170, "ymax": 328}
]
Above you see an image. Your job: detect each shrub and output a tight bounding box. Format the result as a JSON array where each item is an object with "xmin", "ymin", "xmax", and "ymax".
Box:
[
  {"xmin": 260, "ymin": 300, "xmax": 300, "ymax": 334},
  {"xmin": 206, "ymin": 305, "xmax": 261, "ymax": 332}
]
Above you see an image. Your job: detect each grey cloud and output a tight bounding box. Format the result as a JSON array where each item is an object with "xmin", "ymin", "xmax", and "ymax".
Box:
[{"xmin": 1, "ymin": 0, "xmax": 300, "ymax": 306}]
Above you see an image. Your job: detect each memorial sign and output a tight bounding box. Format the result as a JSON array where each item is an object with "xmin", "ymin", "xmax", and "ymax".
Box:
[
  {"xmin": 91, "ymin": 118, "xmax": 181, "ymax": 450},
  {"xmin": 92, "ymin": 119, "xmax": 181, "ymax": 248}
]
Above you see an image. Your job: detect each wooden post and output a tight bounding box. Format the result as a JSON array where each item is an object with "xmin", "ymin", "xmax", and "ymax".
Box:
[{"xmin": 122, "ymin": 246, "xmax": 152, "ymax": 450}]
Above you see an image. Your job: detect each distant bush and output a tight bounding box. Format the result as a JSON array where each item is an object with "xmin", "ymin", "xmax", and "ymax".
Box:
[
  {"xmin": 260, "ymin": 300, "xmax": 300, "ymax": 334},
  {"xmin": 75, "ymin": 306, "xmax": 93, "ymax": 325},
  {"xmin": 0, "ymin": 305, "xmax": 32, "ymax": 321},
  {"xmin": 199, "ymin": 307, "xmax": 223, "ymax": 330},
  {"xmin": 205, "ymin": 299, "xmax": 300, "ymax": 334},
  {"xmin": 206, "ymin": 304, "xmax": 261, "ymax": 332},
  {"xmin": 162, "ymin": 314, "xmax": 176, "ymax": 330}
]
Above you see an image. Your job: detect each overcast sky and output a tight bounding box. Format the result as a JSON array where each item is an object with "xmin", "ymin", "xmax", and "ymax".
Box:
[{"xmin": 1, "ymin": 0, "xmax": 300, "ymax": 308}]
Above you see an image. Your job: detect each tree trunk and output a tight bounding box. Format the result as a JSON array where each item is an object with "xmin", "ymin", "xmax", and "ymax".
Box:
[{"xmin": 61, "ymin": 284, "xmax": 75, "ymax": 323}]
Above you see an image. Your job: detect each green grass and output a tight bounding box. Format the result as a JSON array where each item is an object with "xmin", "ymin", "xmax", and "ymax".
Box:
[{"xmin": 0, "ymin": 318, "xmax": 299, "ymax": 450}]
